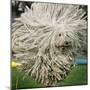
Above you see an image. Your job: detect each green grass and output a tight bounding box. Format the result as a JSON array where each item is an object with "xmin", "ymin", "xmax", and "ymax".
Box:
[
  {"xmin": 57, "ymin": 65, "xmax": 87, "ymax": 86},
  {"xmin": 11, "ymin": 68, "xmax": 44, "ymax": 90},
  {"xmin": 11, "ymin": 65, "xmax": 87, "ymax": 90}
]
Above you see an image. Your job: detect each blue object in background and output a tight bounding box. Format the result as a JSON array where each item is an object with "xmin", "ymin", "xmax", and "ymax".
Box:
[{"xmin": 75, "ymin": 58, "xmax": 87, "ymax": 65}]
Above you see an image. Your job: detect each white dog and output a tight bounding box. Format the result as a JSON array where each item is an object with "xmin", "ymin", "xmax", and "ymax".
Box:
[{"xmin": 12, "ymin": 3, "xmax": 87, "ymax": 86}]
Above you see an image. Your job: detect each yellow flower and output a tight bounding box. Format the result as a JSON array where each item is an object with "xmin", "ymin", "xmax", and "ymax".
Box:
[{"xmin": 12, "ymin": 61, "xmax": 21, "ymax": 68}]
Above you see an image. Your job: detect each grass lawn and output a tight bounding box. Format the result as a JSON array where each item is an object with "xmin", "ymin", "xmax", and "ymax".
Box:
[
  {"xmin": 11, "ymin": 65, "xmax": 87, "ymax": 90},
  {"xmin": 57, "ymin": 65, "xmax": 87, "ymax": 86}
]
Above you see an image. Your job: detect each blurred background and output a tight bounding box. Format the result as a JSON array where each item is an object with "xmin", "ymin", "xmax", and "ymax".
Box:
[{"xmin": 12, "ymin": 0, "xmax": 33, "ymax": 21}]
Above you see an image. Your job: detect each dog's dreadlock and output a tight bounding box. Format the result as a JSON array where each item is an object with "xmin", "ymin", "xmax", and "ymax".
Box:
[{"xmin": 12, "ymin": 3, "xmax": 87, "ymax": 86}]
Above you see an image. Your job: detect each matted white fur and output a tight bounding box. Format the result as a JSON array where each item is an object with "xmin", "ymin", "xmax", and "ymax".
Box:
[{"xmin": 12, "ymin": 3, "xmax": 87, "ymax": 86}]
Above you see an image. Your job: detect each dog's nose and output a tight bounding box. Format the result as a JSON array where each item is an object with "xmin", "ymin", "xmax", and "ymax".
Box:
[
  {"xmin": 58, "ymin": 33, "xmax": 61, "ymax": 37},
  {"xmin": 65, "ymin": 41, "xmax": 69, "ymax": 45},
  {"xmin": 64, "ymin": 41, "xmax": 71, "ymax": 46}
]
